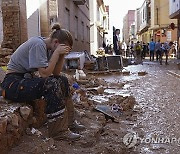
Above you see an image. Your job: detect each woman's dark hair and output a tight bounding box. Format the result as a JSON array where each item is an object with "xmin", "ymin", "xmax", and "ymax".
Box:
[{"xmin": 50, "ymin": 23, "xmax": 73, "ymax": 47}]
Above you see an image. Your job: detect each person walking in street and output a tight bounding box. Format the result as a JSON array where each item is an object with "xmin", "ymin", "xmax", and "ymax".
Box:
[
  {"xmin": 129, "ymin": 40, "xmax": 135, "ymax": 60},
  {"xmin": 155, "ymin": 40, "xmax": 161, "ymax": 61},
  {"xmin": 160, "ymin": 42, "xmax": 171, "ymax": 65},
  {"xmin": 1, "ymin": 23, "xmax": 85, "ymax": 141},
  {"xmin": 134, "ymin": 41, "xmax": 142, "ymax": 64},
  {"xmin": 142, "ymin": 42, "xmax": 148, "ymax": 59},
  {"xmin": 113, "ymin": 29, "xmax": 121, "ymax": 55},
  {"xmin": 149, "ymin": 39, "xmax": 155, "ymax": 61}
]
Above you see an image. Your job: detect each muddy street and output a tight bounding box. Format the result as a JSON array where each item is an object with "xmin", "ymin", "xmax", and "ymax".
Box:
[{"xmin": 8, "ymin": 60, "xmax": 180, "ymax": 154}]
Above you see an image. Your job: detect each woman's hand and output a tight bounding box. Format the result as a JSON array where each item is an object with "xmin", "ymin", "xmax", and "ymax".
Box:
[{"xmin": 55, "ymin": 44, "xmax": 72, "ymax": 55}]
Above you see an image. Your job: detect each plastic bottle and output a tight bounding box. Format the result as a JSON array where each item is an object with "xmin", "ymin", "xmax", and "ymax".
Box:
[{"xmin": 75, "ymin": 69, "xmax": 80, "ymax": 80}]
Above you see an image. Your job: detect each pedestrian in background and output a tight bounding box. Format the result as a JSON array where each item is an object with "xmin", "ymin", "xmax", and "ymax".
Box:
[
  {"xmin": 155, "ymin": 40, "xmax": 161, "ymax": 61},
  {"xmin": 149, "ymin": 39, "xmax": 155, "ymax": 61},
  {"xmin": 113, "ymin": 29, "xmax": 121, "ymax": 55},
  {"xmin": 160, "ymin": 42, "xmax": 171, "ymax": 65},
  {"xmin": 134, "ymin": 41, "xmax": 142, "ymax": 64},
  {"xmin": 142, "ymin": 42, "xmax": 148, "ymax": 59},
  {"xmin": 129, "ymin": 40, "xmax": 135, "ymax": 60}
]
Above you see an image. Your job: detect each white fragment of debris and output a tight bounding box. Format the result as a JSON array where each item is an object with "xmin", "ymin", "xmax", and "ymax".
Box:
[
  {"xmin": 74, "ymin": 69, "xmax": 87, "ymax": 80},
  {"xmin": 78, "ymin": 69, "xmax": 86, "ymax": 79},
  {"xmin": 75, "ymin": 69, "xmax": 80, "ymax": 80},
  {"xmin": 31, "ymin": 127, "xmax": 42, "ymax": 137},
  {"xmin": 20, "ymin": 106, "xmax": 31, "ymax": 120}
]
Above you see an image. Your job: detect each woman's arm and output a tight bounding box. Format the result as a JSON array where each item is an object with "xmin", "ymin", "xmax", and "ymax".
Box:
[
  {"xmin": 38, "ymin": 50, "xmax": 60, "ymax": 77},
  {"xmin": 53, "ymin": 54, "xmax": 65, "ymax": 75},
  {"xmin": 38, "ymin": 44, "xmax": 71, "ymax": 78}
]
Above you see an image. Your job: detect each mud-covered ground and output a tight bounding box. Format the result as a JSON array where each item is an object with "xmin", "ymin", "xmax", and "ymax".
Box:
[{"xmin": 8, "ymin": 59, "xmax": 180, "ymax": 154}]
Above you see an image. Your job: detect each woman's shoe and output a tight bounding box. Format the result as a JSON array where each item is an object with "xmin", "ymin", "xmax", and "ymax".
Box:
[
  {"xmin": 69, "ymin": 120, "xmax": 86, "ymax": 131},
  {"xmin": 53, "ymin": 129, "xmax": 81, "ymax": 141}
]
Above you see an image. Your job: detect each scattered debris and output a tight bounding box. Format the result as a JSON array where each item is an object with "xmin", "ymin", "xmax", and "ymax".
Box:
[
  {"xmin": 19, "ymin": 106, "xmax": 31, "ymax": 120},
  {"xmin": 122, "ymin": 70, "xmax": 130, "ymax": 76},
  {"xmin": 120, "ymin": 96, "xmax": 136, "ymax": 111},
  {"xmin": 94, "ymin": 105, "xmax": 121, "ymax": 123},
  {"xmin": 138, "ymin": 71, "xmax": 148, "ymax": 76},
  {"xmin": 87, "ymin": 85, "xmax": 104, "ymax": 95},
  {"xmin": 26, "ymin": 127, "xmax": 42, "ymax": 137}
]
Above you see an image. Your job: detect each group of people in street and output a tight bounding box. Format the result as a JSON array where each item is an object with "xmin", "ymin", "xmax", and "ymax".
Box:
[{"xmin": 126, "ymin": 39, "xmax": 176, "ymax": 65}]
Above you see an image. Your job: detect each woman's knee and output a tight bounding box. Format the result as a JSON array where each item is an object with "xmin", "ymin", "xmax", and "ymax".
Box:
[{"xmin": 45, "ymin": 76, "xmax": 70, "ymax": 97}]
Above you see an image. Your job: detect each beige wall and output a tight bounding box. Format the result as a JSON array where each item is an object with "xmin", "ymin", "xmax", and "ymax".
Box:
[
  {"xmin": 151, "ymin": 0, "xmax": 177, "ymax": 27},
  {"xmin": 151, "ymin": 0, "xmax": 160, "ymax": 27},
  {"xmin": 151, "ymin": 0, "xmax": 177, "ymax": 42},
  {"xmin": 159, "ymin": 0, "xmax": 177, "ymax": 27},
  {"xmin": 40, "ymin": 0, "xmax": 50, "ymax": 37}
]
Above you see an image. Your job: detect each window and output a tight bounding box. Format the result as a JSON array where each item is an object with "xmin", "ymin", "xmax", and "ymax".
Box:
[
  {"xmin": 75, "ymin": 16, "xmax": 78, "ymax": 40},
  {"xmin": 81, "ymin": 21, "xmax": 84, "ymax": 41},
  {"xmin": 65, "ymin": 8, "xmax": 70, "ymax": 31}
]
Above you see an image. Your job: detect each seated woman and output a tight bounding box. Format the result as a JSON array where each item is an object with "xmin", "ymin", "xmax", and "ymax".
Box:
[{"xmin": 1, "ymin": 23, "xmax": 85, "ymax": 141}]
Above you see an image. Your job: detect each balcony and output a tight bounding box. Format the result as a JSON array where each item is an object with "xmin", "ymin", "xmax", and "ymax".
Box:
[{"xmin": 73, "ymin": 0, "xmax": 86, "ymax": 5}]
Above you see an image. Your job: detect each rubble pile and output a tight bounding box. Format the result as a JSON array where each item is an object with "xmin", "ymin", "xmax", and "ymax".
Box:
[
  {"xmin": 71, "ymin": 70, "xmax": 136, "ymax": 114},
  {"xmin": 0, "ymin": 48, "xmax": 13, "ymax": 66},
  {"xmin": 138, "ymin": 71, "xmax": 148, "ymax": 76},
  {"xmin": 0, "ymin": 98, "xmax": 47, "ymax": 153},
  {"xmin": 0, "ymin": 69, "xmax": 138, "ymax": 153}
]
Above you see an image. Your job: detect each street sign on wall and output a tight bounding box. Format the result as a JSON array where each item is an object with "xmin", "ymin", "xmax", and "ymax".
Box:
[{"xmin": 167, "ymin": 31, "xmax": 172, "ymax": 41}]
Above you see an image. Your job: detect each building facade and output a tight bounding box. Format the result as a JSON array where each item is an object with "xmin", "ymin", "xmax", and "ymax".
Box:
[
  {"xmin": 150, "ymin": 0, "xmax": 177, "ymax": 42},
  {"xmin": 169, "ymin": 0, "xmax": 180, "ymax": 19},
  {"xmin": 169, "ymin": 0, "xmax": 180, "ymax": 58},
  {"xmin": 40, "ymin": 0, "xmax": 90, "ymax": 52},
  {"xmin": 135, "ymin": 8, "xmax": 141, "ymax": 41},
  {"xmin": 0, "ymin": 0, "xmax": 90, "ymax": 53},
  {"xmin": 89, "ymin": 0, "xmax": 109, "ymax": 55},
  {"xmin": 122, "ymin": 10, "xmax": 135, "ymax": 45},
  {"xmin": 138, "ymin": 0, "xmax": 151, "ymax": 43},
  {"xmin": 56, "ymin": 0, "xmax": 90, "ymax": 52},
  {"xmin": 129, "ymin": 22, "xmax": 136, "ymax": 42}
]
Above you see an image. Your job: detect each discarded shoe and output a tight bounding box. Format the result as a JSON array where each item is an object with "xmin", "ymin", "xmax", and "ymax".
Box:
[
  {"xmin": 69, "ymin": 120, "xmax": 86, "ymax": 131},
  {"xmin": 53, "ymin": 129, "xmax": 81, "ymax": 141}
]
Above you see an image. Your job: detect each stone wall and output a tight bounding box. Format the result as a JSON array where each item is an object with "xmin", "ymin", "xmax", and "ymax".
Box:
[
  {"xmin": 0, "ymin": 0, "xmax": 3, "ymax": 45},
  {"xmin": 1, "ymin": 0, "xmax": 27, "ymax": 50}
]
